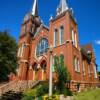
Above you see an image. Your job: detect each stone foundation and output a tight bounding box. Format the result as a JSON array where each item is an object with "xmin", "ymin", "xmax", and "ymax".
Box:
[{"xmin": 70, "ymin": 80, "xmax": 99, "ymax": 92}]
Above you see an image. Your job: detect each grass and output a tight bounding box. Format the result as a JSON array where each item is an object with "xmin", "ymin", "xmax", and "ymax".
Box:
[{"xmin": 73, "ymin": 88, "xmax": 100, "ymax": 100}]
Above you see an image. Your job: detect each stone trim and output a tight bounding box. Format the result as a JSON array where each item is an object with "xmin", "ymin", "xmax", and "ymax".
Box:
[
  {"xmin": 20, "ymin": 59, "xmax": 29, "ymax": 63},
  {"xmin": 71, "ymin": 80, "xmax": 99, "ymax": 84}
]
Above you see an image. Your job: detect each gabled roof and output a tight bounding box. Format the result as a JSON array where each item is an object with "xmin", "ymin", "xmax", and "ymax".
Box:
[
  {"xmin": 51, "ymin": 10, "xmax": 77, "ymax": 25},
  {"xmin": 34, "ymin": 24, "xmax": 49, "ymax": 38}
]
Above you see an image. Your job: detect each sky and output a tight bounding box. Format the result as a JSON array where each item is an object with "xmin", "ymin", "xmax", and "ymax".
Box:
[{"xmin": 0, "ymin": 0, "xmax": 100, "ymax": 70}]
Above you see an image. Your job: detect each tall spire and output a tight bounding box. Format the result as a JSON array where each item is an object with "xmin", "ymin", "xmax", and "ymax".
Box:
[
  {"xmin": 57, "ymin": 0, "xmax": 69, "ymax": 15},
  {"xmin": 32, "ymin": 0, "xmax": 38, "ymax": 16}
]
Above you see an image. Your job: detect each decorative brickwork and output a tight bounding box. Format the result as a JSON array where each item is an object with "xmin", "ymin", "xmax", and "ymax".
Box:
[{"xmin": 15, "ymin": 0, "xmax": 99, "ymax": 92}]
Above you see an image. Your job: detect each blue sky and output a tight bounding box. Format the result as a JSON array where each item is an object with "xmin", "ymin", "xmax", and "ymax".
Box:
[{"xmin": 0, "ymin": 0, "xmax": 100, "ymax": 70}]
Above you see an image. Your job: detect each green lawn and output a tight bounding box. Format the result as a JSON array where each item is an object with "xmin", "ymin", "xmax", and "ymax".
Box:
[{"xmin": 73, "ymin": 88, "xmax": 100, "ymax": 100}]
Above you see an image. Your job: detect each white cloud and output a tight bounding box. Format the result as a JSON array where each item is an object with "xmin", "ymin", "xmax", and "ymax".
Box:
[{"xmin": 95, "ymin": 40, "xmax": 100, "ymax": 45}]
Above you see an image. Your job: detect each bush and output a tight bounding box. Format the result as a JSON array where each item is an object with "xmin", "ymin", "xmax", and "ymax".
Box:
[
  {"xmin": 21, "ymin": 95, "xmax": 33, "ymax": 100},
  {"xmin": 22, "ymin": 89, "xmax": 36, "ymax": 100},
  {"xmin": 36, "ymin": 83, "xmax": 49, "ymax": 97},
  {"xmin": 54, "ymin": 56, "xmax": 71, "ymax": 94},
  {"xmin": 23, "ymin": 89, "xmax": 36, "ymax": 97},
  {"xmin": 21, "ymin": 83, "xmax": 49, "ymax": 100},
  {"xmin": 63, "ymin": 89, "xmax": 73, "ymax": 96}
]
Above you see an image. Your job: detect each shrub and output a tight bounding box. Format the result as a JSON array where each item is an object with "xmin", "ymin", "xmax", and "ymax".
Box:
[
  {"xmin": 21, "ymin": 95, "xmax": 33, "ymax": 100},
  {"xmin": 63, "ymin": 89, "xmax": 73, "ymax": 96},
  {"xmin": 36, "ymin": 83, "xmax": 49, "ymax": 97},
  {"xmin": 23, "ymin": 89, "xmax": 36, "ymax": 97},
  {"xmin": 22, "ymin": 89, "xmax": 36, "ymax": 100},
  {"xmin": 54, "ymin": 56, "xmax": 71, "ymax": 95},
  {"xmin": 21, "ymin": 83, "xmax": 49, "ymax": 100}
]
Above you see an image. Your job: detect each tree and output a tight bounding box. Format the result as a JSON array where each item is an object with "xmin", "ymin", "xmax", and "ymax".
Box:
[
  {"xmin": 54, "ymin": 55, "xmax": 71, "ymax": 94},
  {"xmin": 0, "ymin": 31, "xmax": 17, "ymax": 82}
]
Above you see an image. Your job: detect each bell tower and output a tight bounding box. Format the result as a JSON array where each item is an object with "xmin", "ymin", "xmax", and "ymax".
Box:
[{"xmin": 17, "ymin": 0, "xmax": 41, "ymax": 80}]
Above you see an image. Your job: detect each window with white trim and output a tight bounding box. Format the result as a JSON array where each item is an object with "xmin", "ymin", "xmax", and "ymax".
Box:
[
  {"xmin": 74, "ymin": 57, "xmax": 77, "ymax": 71},
  {"xmin": 20, "ymin": 43, "xmax": 24, "ymax": 57},
  {"xmin": 18, "ymin": 43, "xmax": 25, "ymax": 57},
  {"xmin": 54, "ymin": 29, "xmax": 58, "ymax": 47},
  {"xmin": 74, "ymin": 57, "xmax": 80, "ymax": 72},
  {"xmin": 94, "ymin": 65, "xmax": 97, "ymax": 78},
  {"xmin": 82, "ymin": 61, "xmax": 85, "ymax": 76},
  {"xmin": 71, "ymin": 29, "xmax": 75, "ymax": 45},
  {"xmin": 71, "ymin": 28, "xmax": 77, "ymax": 48},
  {"xmin": 88, "ymin": 64, "xmax": 91, "ymax": 77},
  {"xmin": 18, "ymin": 47, "xmax": 21, "ymax": 57},
  {"xmin": 60, "ymin": 26, "xmax": 64, "ymax": 45},
  {"xmin": 77, "ymin": 59, "xmax": 80, "ymax": 72},
  {"xmin": 75, "ymin": 33, "xmax": 77, "ymax": 47}
]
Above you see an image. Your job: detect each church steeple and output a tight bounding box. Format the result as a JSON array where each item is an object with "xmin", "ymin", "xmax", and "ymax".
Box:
[
  {"xmin": 57, "ymin": 0, "xmax": 69, "ymax": 15},
  {"xmin": 32, "ymin": 0, "xmax": 38, "ymax": 16}
]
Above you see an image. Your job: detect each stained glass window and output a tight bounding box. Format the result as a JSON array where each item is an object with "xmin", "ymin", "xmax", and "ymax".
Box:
[{"xmin": 36, "ymin": 38, "xmax": 49, "ymax": 56}]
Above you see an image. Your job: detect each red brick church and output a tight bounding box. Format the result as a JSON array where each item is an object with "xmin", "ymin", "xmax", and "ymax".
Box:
[{"xmin": 17, "ymin": 0, "xmax": 98, "ymax": 91}]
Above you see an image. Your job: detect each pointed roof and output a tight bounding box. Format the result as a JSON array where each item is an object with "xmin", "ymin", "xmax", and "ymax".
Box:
[
  {"xmin": 57, "ymin": 0, "xmax": 69, "ymax": 15},
  {"xmin": 32, "ymin": 0, "xmax": 38, "ymax": 16}
]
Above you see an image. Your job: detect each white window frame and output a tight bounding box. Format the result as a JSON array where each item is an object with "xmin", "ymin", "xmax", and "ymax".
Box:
[
  {"xmin": 18, "ymin": 47, "xmax": 21, "ymax": 57},
  {"xmin": 54, "ymin": 29, "xmax": 58, "ymax": 47},
  {"xmin": 75, "ymin": 33, "xmax": 77, "ymax": 48},
  {"xmin": 74, "ymin": 57, "xmax": 77, "ymax": 72},
  {"xmin": 20, "ymin": 43, "xmax": 24, "ymax": 57},
  {"xmin": 77, "ymin": 59, "xmax": 80, "ymax": 72},
  {"xmin": 82, "ymin": 61, "xmax": 85, "ymax": 76},
  {"xmin": 71, "ymin": 29, "xmax": 75, "ymax": 46},
  {"xmin": 74, "ymin": 57, "xmax": 80, "ymax": 72},
  {"xmin": 94, "ymin": 65, "xmax": 97, "ymax": 78},
  {"xmin": 60, "ymin": 26, "xmax": 64, "ymax": 45},
  {"xmin": 88, "ymin": 65, "xmax": 91, "ymax": 77}
]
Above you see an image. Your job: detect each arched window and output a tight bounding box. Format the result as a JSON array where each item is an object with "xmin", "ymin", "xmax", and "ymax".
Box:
[
  {"xmin": 36, "ymin": 38, "xmax": 49, "ymax": 56},
  {"xmin": 33, "ymin": 63, "xmax": 38, "ymax": 71},
  {"xmin": 40, "ymin": 60, "xmax": 47, "ymax": 70}
]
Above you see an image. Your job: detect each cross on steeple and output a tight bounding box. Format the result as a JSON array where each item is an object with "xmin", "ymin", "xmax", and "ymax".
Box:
[
  {"xmin": 32, "ymin": 0, "xmax": 38, "ymax": 16},
  {"xmin": 57, "ymin": 0, "xmax": 69, "ymax": 15}
]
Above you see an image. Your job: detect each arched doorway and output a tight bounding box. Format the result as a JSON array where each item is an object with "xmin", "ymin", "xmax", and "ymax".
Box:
[{"xmin": 40, "ymin": 60, "xmax": 47, "ymax": 80}]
